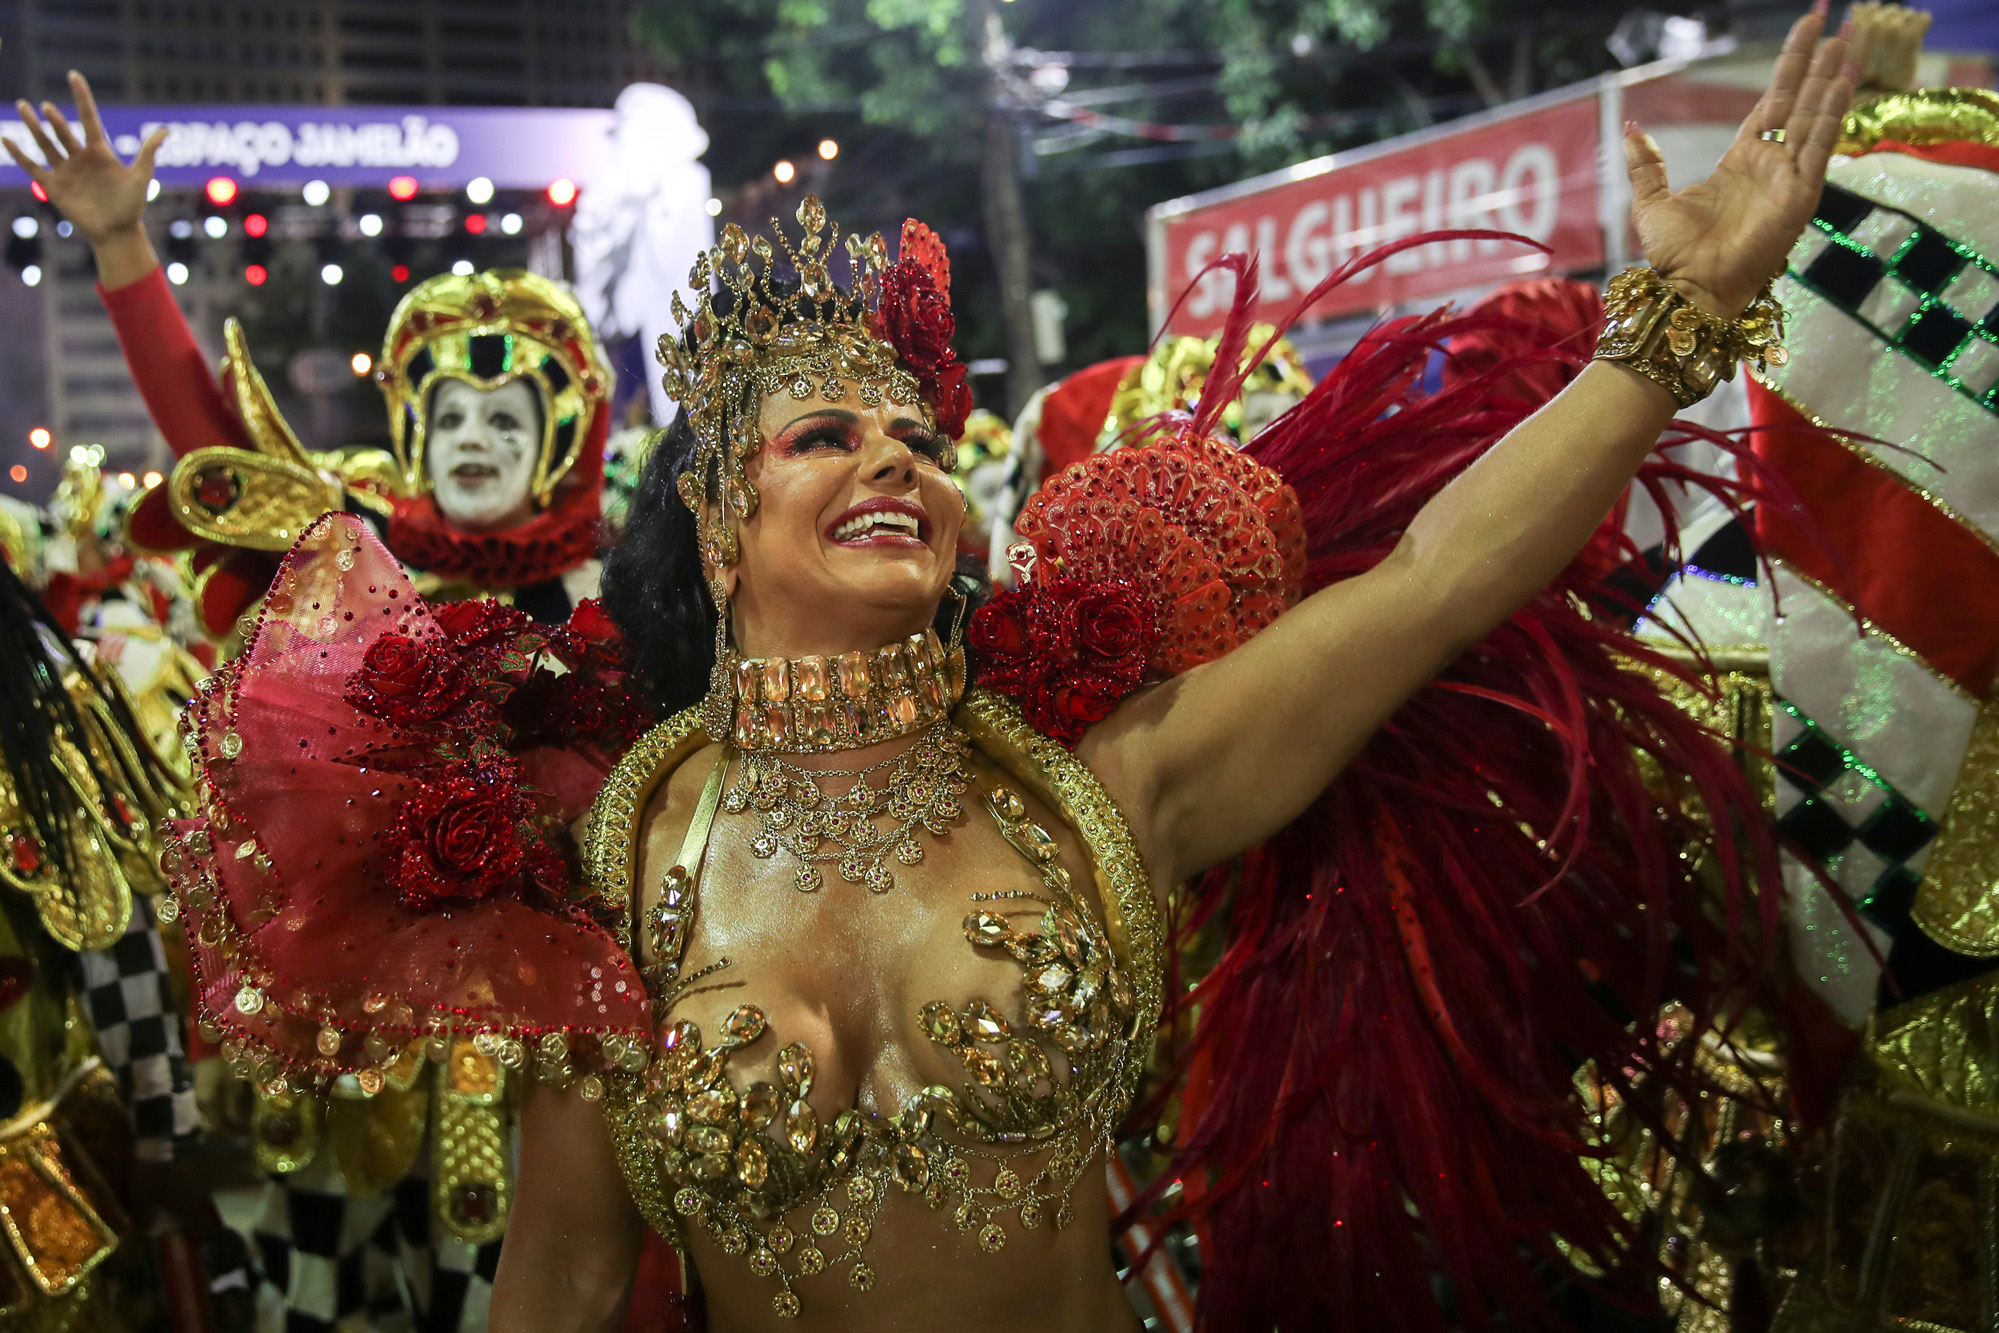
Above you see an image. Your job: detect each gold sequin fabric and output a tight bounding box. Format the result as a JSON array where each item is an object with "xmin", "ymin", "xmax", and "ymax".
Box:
[
  {"xmin": 1912, "ymin": 696, "xmax": 1999, "ymax": 957},
  {"xmin": 0, "ymin": 1065, "xmax": 129, "ymax": 1319},
  {"xmin": 1772, "ymin": 1081, "xmax": 1999, "ymax": 1333},
  {"xmin": 1577, "ymin": 1008, "xmax": 1796, "ymax": 1333},
  {"xmin": 582, "ymin": 690, "xmax": 1163, "ymax": 1318}
]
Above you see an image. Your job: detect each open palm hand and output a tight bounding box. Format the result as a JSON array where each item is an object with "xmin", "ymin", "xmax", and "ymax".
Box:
[
  {"xmin": 1629, "ymin": 6, "xmax": 1859, "ymax": 317},
  {"xmin": 5, "ymin": 71, "xmax": 166, "ymax": 245}
]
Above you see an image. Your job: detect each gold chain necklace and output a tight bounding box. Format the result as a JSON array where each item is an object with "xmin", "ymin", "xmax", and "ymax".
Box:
[{"xmin": 720, "ymin": 720, "xmax": 970, "ymax": 893}]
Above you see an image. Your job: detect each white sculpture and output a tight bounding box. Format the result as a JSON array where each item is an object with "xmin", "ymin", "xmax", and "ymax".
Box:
[{"xmin": 569, "ymin": 83, "xmax": 714, "ymax": 426}]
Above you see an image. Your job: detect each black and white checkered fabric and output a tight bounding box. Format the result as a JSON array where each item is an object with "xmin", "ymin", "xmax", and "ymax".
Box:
[
  {"xmin": 1772, "ymin": 697, "xmax": 1936, "ymax": 921},
  {"xmin": 73, "ymin": 891, "xmax": 200, "ymax": 1163},
  {"xmin": 1794, "ymin": 181, "xmax": 1999, "ymax": 410},
  {"xmin": 253, "ymin": 1156, "xmax": 500, "ymax": 1333}
]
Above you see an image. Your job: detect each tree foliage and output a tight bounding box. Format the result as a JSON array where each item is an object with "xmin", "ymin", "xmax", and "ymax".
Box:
[{"xmin": 629, "ymin": 0, "xmax": 1636, "ymax": 386}]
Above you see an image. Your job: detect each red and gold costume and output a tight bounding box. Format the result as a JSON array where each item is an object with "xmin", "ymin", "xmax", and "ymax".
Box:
[
  {"xmin": 157, "ymin": 201, "xmax": 1795, "ymax": 1328},
  {"xmin": 97, "ymin": 263, "xmax": 613, "ymax": 1331},
  {"xmin": 1621, "ymin": 28, "xmax": 1999, "ymax": 1327},
  {"xmin": 110, "ymin": 267, "xmax": 613, "ymax": 640}
]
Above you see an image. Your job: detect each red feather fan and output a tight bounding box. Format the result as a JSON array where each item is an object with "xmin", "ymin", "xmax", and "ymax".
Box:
[
  {"xmin": 991, "ymin": 248, "xmax": 1791, "ymax": 1330},
  {"xmin": 1158, "ymin": 258, "xmax": 1784, "ymax": 1330}
]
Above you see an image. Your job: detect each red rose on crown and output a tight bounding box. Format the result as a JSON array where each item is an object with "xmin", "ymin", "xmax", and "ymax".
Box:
[
  {"xmin": 378, "ymin": 758, "xmax": 563, "ymax": 908},
  {"xmin": 345, "ymin": 633, "xmax": 473, "ymax": 725},
  {"xmin": 876, "ymin": 258, "xmax": 972, "ymax": 440},
  {"xmin": 878, "ymin": 261, "xmax": 955, "ymax": 378}
]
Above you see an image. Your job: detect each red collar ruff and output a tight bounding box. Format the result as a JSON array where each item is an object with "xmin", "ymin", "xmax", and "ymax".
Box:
[{"xmin": 385, "ymin": 481, "xmax": 601, "ymax": 588}]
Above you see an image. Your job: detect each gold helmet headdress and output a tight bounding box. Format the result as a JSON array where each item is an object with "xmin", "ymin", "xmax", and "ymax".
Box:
[
  {"xmin": 1835, "ymin": 3, "xmax": 1999, "ymax": 156},
  {"xmin": 659, "ymin": 196, "xmax": 969, "ymax": 572},
  {"xmin": 375, "ymin": 269, "xmax": 612, "ymax": 502},
  {"xmin": 1106, "ymin": 323, "xmax": 1315, "ymax": 446}
]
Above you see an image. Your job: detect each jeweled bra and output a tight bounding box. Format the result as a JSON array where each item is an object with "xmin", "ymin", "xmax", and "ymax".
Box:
[{"xmin": 576, "ymin": 691, "xmax": 1164, "ymax": 1320}]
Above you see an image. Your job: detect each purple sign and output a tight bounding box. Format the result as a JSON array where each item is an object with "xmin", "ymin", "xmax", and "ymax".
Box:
[{"xmin": 0, "ymin": 105, "xmax": 615, "ymax": 190}]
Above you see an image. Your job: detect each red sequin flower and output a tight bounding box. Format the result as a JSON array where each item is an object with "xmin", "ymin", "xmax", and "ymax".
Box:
[
  {"xmin": 345, "ymin": 633, "xmax": 473, "ymax": 725},
  {"xmin": 433, "ymin": 598, "xmax": 531, "ymax": 653},
  {"xmin": 971, "ymin": 577, "xmax": 1159, "ymax": 747},
  {"xmin": 378, "ymin": 758, "xmax": 561, "ymax": 909},
  {"xmin": 876, "ymin": 259, "xmax": 972, "ymax": 439},
  {"xmin": 551, "ymin": 599, "xmax": 625, "ymax": 674}
]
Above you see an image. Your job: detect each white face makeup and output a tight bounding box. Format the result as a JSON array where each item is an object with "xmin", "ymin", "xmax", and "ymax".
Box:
[{"xmin": 424, "ymin": 378, "xmax": 544, "ymax": 532}]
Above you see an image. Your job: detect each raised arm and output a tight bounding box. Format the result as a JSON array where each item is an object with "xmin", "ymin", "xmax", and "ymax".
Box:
[
  {"xmin": 1086, "ymin": 5, "xmax": 1857, "ymax": 891},
  {"xmin": 7, "ymin": 72, "xmax": 252, "ymax": 457}
]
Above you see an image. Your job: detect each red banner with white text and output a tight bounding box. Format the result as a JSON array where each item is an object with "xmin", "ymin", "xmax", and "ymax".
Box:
[{"xmin": 1153, "ymin": 91, "xmax": 1604, "ymax": 335}]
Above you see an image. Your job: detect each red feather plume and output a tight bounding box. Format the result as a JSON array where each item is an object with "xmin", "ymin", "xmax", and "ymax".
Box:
[{"xmin": 1109, "ymin": 252, "xmax": 1789, "ymax": 1330}]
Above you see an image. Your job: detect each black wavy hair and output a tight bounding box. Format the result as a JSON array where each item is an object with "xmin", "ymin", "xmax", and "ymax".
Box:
[{"xmin": 600, "ymin": 408, "xmax": 987, "ymax": 718}]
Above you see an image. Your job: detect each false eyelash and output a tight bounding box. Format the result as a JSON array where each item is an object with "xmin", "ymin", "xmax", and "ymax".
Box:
[{"xmin": 781, "ymin": 424, "xmax": 854, "ymax": 455}]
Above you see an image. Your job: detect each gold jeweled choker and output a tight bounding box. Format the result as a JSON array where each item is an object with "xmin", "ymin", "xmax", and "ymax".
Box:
[{"xmin": 721, "ymin": 629, "xmax": 965, "ymax": 754}]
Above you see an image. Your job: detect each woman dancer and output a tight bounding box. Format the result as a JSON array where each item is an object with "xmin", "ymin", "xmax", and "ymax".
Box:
[{"xmin": 161, "ymin": 7, "xmax": 1859, "ymax": 1330}]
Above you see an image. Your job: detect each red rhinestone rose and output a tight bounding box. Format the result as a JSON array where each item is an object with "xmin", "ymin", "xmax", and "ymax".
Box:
[
  {"xmin": 877, "ymin": 261, "xmax": 955, "ymax": 378},
  {"xmin": 1075, "ymin": 587, "xmax": 1152, "ymax": 670},
  {"xmin": 876, "ymin": 260, "xmax": 972, "ymax": 439},
  {"xmin": 432, "ymin": 598, "xmax": 531, "ymax": 653},
  {"xmin": 378, "ymin": 759, "xmax": 561, "ymax": 908},
  {"xmin": 345, "ymin": 633, "xmax": 473, "ymax": 725},
  {"xmin": 971, "ymin": 577, "xmax": 1159, "ymax": 747}
]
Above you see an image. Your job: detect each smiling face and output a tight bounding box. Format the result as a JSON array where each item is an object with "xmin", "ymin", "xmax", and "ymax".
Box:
[
  {"xmin": 720, "ymin": 390, "xmax": 963, "ymax": 661},
  {"xmin": 424, "ymin": 378, "xmax": 544, "ymax": 532}
]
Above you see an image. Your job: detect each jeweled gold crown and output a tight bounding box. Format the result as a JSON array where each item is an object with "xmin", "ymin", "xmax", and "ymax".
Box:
[{"xmin": 659, "ymin": 196, "xmax": 945, "ymax": 570}]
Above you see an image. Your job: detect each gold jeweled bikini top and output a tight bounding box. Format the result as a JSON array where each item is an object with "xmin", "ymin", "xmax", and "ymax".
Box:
[{"xmin": 577, "ymin": 690, "xmax": 1164, "ymax": 1321}]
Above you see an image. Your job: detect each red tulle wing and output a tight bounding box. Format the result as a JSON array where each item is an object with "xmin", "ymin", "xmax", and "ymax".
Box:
[{"xmin": 162, "ymin": 514, "xmax": 649, "ymax": 1083}]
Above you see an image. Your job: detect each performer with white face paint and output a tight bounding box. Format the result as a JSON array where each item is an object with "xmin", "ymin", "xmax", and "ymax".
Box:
[
  {"xmin": 427, "ymin": 378, "xmax": 545, "ymax": 532},
  {"xmin": 8, "ymin": 71, "xmax": 614, "ymax": 1333}
]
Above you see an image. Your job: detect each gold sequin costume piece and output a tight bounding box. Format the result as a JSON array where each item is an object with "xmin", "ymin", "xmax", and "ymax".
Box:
[
  {"xmin": 0, "ymin": 687, "xmax": 156, "ymax": 1325},
  {"xmin": 581, "ymin": 692, "xmax": 1163, "ymax": 1319},
  {"xmin": 0, "ymin": 662, "xmax": 189, "ymax": 952}
]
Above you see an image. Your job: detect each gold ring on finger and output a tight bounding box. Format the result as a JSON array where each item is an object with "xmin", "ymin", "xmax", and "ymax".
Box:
[{"xmin": 1757, "ymin": 128, "xmax": 1787, "ymax": 143}]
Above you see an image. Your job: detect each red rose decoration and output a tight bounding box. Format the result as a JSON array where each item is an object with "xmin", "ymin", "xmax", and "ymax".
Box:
[
  {"xmin": 433, "ymin": 598, "xmax": 530, "ymax": 652},
  {"xmin": 345, "ymin": 633, "xmax": 473, "ymax": 725},
  {"xmin": 971, "ymin": 577, "xmax": 1160, "ymax": 747},
  {"xmin": 877, "ymin": 261, "xmax": 956, "ymax": 378},
  {"xmin": 379, "ymin": 759, "xmax": 561, "ymax": 908},
  {"xmin": 876, "ymin": 260, "xmax": 972, "ymax": 441},
  {"xmin": 968, "ymin": 597, "xmax": 1031, "ymax": 658},
  {"xmin": 1075, "ymin": 588, "xmax": 1151, "ymax": 669}
]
